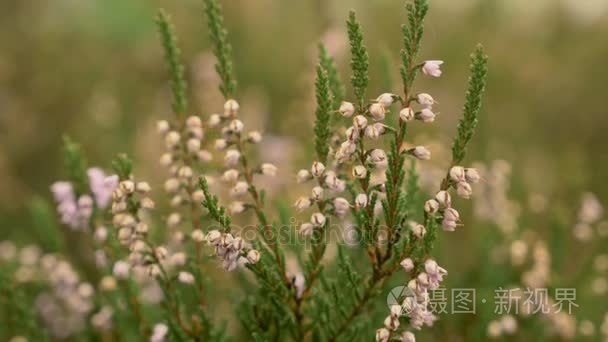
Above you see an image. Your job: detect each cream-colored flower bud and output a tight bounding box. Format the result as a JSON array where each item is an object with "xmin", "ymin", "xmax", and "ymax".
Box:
[
  {"xmin": 170, "ymin": 252, "xmax": 187, "ymax": 266},
  {"xmin": 260, "ymin": 163, "xmax": 277, "ymax": 176},
  {"xmin": 369, "ymin": 103, "xmax": 386, "ymax": 121},
  {"xmin": 155, "ymin": 246, "xmax": 168, "ymax": 260},
  {"xmin": 345, "ymin": 126, "xmax": 359, "ymax": 141},
  {"xmin": 188, "ymin": 230, "xmax": 204, "ymax": 243},
  {"xmin": 297, "ymin": 169, "xmax": 312, "ymax": 183},
  {"xmin": 186, "ymin": 115, "xmax": 202, "ymax": 128},
  {"xmin": 165, "ymin": 131, "xmax": 181, "ymax": 149},
  {"xmin": 364, "ymin": 125, "xmax": 381, "ymax": 139},
  {"xmin": 355, "ymin": 193, "xmax": 368, "ymax": 208},
  {"xmin": 248, "ymin": 131, "xmax": 263, "ymax": 143},
  {"xmin": 449, "ymin": 166, "xmax": 466, "ymax": 183},
  {"xmin": 444, "ymin": 207, "xmax": 460, "ymax": 222},
  {"xmin": 311, "ymin": 212, "xmax": 326, "ymax": 227},
  {"xmin": 231, "ymin": 181, "xmax": 249, "ymax": 197},
  {"xmin": 224, "ymin": 99, "xmax": 240, "ymax": 117},
  {"xmin": 229, "ymin": 201, "xmax": 246, "ymax": 214},
  {"xmin": 412, "ymin": 224, "xmax": 426, "ymax": 239},
  {"xmin": 206, "ymin": 230, "xmax": 221, "ymax": 245},
  {"xmin": 112, "ymin": 261, "xmax": 130, "ymax": 279},
  {"xmin": 208, "ymin": 114, "xmax": 221, "ymax": 127},
  {"xmin": 159, "ymin": 153, "xmax": 173, "ymax": 167},
  {"xmin": 190, "ymin": 126, "xmax": 204, "ymax": 140},
  {"xmin": 456, "ymin": 181, "xmax": 472, "ymax": 199},
  {"xmin": 224, "ymin": 149, "xmax": 241, "ymax": 167},
  {"xmin": 100, "ymin": 276, "xmax": 117, "ymax": 291},
  {"xmin": 417, "ymin": 93, "xmax": 435, "ymax": 108},
  {"xmin": 167, "ymin": 213, "xmax": 181, "ymax": 227},
  {"xmin": 424, "ymin": 199, "xmax": 440, "ymax": 214},
  {"xmin": 400, "ymin": 258, "xmax": 414, "ymax": 272},
  {"xmin": 178, "ymin": 166, "xmax": 193, "ymax": 179},
  {"xmin": 140, "ymin": 197, "xmax": 155, "ymax": 209},
  {"xmin": 418, "ymin": 108, "xmax": 436, "ymax": 123},
  {"xmin": 500, "ymin": 315, "xmax": 518, "ymax": 335},
  {"xmin": 465, "ymin": 168, "xmax": 481, "ymax": 183},
  {"xmin": 376, "ymin": 93, "xmax": 394, "ymax": 108},
  {"xmin": 157, "ymin": 120, "xmax": 170, "ymax": 134},
  {"xmin": 94, "ymin": 226, "xmax": 108, "ymax": 242},
  {"xmin": 214, "ymin": 139, "xmax": 228, "ymax": 151},
  {"xmin": 192, "ymin": 190, "xmax": 205, "ymax": 202},
  {"xmin": 295, "ymin": 197, "xmax": 312, "ymax": 211},
  {"xmin": 300, "ymin": 223, "xmax": 314, "ymax": 236},
  {"xmin": 487, "ymin": 320, "xmax": 502, "ymax": 338},
  {"xmin": 247, "ymin": 249, "xmax": 261, "ymax": 264},
  {"xmin": 384, "ymin": 314, "xmax": 400, "ymax": 331},
  {"xmin": 222, "ymin": 169, "xmax": 239, "ymax": 183},
  {"xmin": 353, "ymin": 115, "xmax": 368, "ymax": 129},
  {"xmin": 311, "ymin": 161, "xmax": 325, "ymax": 177},
  {"xmin": 186, "ymin": 138, "xmax": 200, "ymax": 153},
  {"xmin": 311, "ymin": 186, "xmax": 324, "ymax": 201},
  {"xmin": 411, "ymin": 146, "xmax": 431, "ymax": 160},
  {"xmin": 170, "ymin": 195, "xmax": 183, "ymax": 207},
  {"xmin": 117, "ymin": 227, "xmax": 132, "ymax": 242},
  {"xmin": 229, "ymin": 119, "xmax": 244, "ymax": 133},
  {"xmin": 435, "ymin": 191, "xmax": 451, "ymax": 208},
  {"xmin": 376, "ymin": 328, "xmax": 390, "ymax": 342},
  {"xmin": 164, "ymin": 178, "xmax": 180, "ymax": 193},
  {"xmin": 232, "ymin": 237, "xmax": 244, "ymax": 251},
  {"xmin": 369, "ymin": 149, "xmax": 388, "ymax": 168},
  {"xmin": 147, "ymin": 264, "xmax": 161, "ymax": 277},
  {"xmin": 135, "ymin": 182, "xmax": 151, "ymax": 194},
  {"xmin": 135, "ymin": 222, "xmax": 148, "ymax": 234},
  {"xmin": 352, "ymin": 165, "xmax": 367, "ymax": 179},
  {"xmin": 400, "ymin": 107, "xmax": 415, "ymax": 122},
  {"xmin": 401, "ymin": 331, "xmax": 416, "ymax": 342},
  {"xmin": 120, "ymin": 180, "xmax": 135, "ymax": 194},
  {"xmin": 178, "ymin": 271, "xmax": 195, "ymax": 284},
  {"xmin": 339, "ymin": 101, "xmax": 355, "ymax": 117}
]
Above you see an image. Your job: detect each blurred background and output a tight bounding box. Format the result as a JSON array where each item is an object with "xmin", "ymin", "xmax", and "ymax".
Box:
[{"xmin": 1, "ymin": 0, "xmax": 608, "ymax": 339}]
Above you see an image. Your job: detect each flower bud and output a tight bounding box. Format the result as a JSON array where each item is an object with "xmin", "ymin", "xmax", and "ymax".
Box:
[
  {"xmin": 187, "ymin": 138, "xmax": 201, "ymax": 153},
  {"xmin": 214, "ymin": 139, "xmax": 228, "ymax": 151},
  {"xmin": 178, "ymin": 271, "xmax": 195, "ymax": 284},
  {"xmin": 410, "ymin": 146, "xmax": 431, "ymax": 160},
  {"xmin": 159, "ymin": 153, "xmax": 173, "ymax": 167},
  {"xmin": 311, "ymin": 186, "xmax": 324, "ymax": 201},
  {"xmin": 170, "ymin": 252, "xmax": 187, "ymax": 266},
  {"xmin": 311, "ymin": 212, "xmax": 326, "ymax": 227},
  {"xmin": 400, "ymin": 258, "xmax": 414, "ymax": 272},
  {"xmin": 456, "ymin": 181, "xmax": 472, "ymax": 199},
  {"xmin": 400, "ymin": 107, "xmax": 415, "ymax": 122},
  {"xmin": 300, "ymin": 223, "xmax": 314, "ymax": 236},
  {"xmin": 334, "ymin": 197, "xmax": 350, "ymax": 217},
  {"xmin": 355, "ymin": 193, "xmax": 368, "ymax": 208},
  {"xmin": 377, "ymin": 93, "xmax": 395, "ymax": 108},
  {"xmin": 465, "ymin": 168, "xmax": 481, "ymax": 183},
  {"xmin": 295, "ymin": 197, "xmax": 312, "ymax": 211},
  {"xmin": 444, "ymin": 207, "xmax": 460, "ymax": 222},
  {"xmin": 297, "ymin": 169, "xmax": 312, "ymax": 183},
  {"xmin": 223, "ymin": 99, "xmax": 239, "ymax": 117},
  {"xmin": 412, "ymin": 224, "xmax": 426, "ymax": 239},
  {"xmin": 376, "ymin": 328, "xmax": 390, "ymax": 342},
  {"xmin": 422, "ymin": 60, "xmax": 444, "ymax": 77},
  {"xmin": 229, "ymin": 119, "xmax": 244, "ymax": 133},
  {"xmin": 208, "ymin": 114, "xmax": 221, "ymax": 127},
  {"xmin": 192, "ymin": 190, "xmax": 205, "ymax": 202},
  {"xmin": 352, "ymin": 165, "xmax": 367, "ymax": 179},
  {"xmin": 165, "ymin": 131, "xmax": 181, "ymax": 149},
  {"xmin": 140, "ymin": 197, "xmax": 155, "ymax": 209},
  {"xmin": 248, "ymin": 131, "xmax": 263, "ymax": 143},
  {"xmin": 157, "ymin": 120, "xmax": 170, "ymax": 134},
  {"xmin": 424, "ymin": 199, "xmax": 440, "ymax": 214},
  {"xmin": 155, "ymin": 246, "xmax": 168, "ymax": 260},
  {"xmin": 177, "ymin": 166, "xmax": 193, "ymax": 179},
  {"xmin": 135, "ymin": 182, "xmax": 151, "ymax": 194},
  {"xmin": 384, "ymin": 314, "xmax": 400, "ymax": 330},
  {"xmin": 369, "ymin": 103, "xmax": 386, "ymax": 121},
  {"xmin": 339, "ymin": 101, "xmax": 355, "ymax": 117},
  {"xmin": 231, "ymin": 181, "xmax": 249, "ymax": 197},
  {"xmin": 224, "ymin": 150, "xmax": 241, "ymax": 167},
  {"xmin": 260, "ymin": 163, "xmax": 277, "ymax": 176},
  {"xmin": 353, "ymin": 115, "xmax": 368, "ymax": 129},
  {"xmin": 206, "ymin": 230, "xmax": 222, "ymax": 245},
  {"xmin": 401, "ymin": 331, "xmax": 416, "ymax": 342},
  {"xmin": 222, "ymin": 169, "xmax": 239, "ymax": 183},
  {"xmin": 417, "ymin": 93, "xmax": 435, "ymax": 108},
  {"xmin": 119, "ymin": 180, "xmax": 135, "ymax": 194},
  {"xmin": 418, "ymin": 108, "xmax": 436, "ymax": 123},
  {"xmin": 247, "ymin": 249, "xmax": 261, "ymax": 264},
  {"xmin": 186, "ymin": 115, "xmax": 202, "ymax": 128},
  {"xmin": 435, "ymin": 191, "xmax": 451, "ymax": 208},
  {"xmin": 112, "ymin": 261, "xmax": 130, "ymax": 279},
  {"xmin": 229, "ymin": 201, "xmax": 246, "ymax": 214},
  {"xmin": 311, "ymin": 161, "xmax": 325, "ymax": 177},
  {"xmin": 449, "ymin": 166, "xmax": 466, "ymax": 183},
  {"xmin": 369, "ymin": 149, "xmax": 388, "ymax": 168}
]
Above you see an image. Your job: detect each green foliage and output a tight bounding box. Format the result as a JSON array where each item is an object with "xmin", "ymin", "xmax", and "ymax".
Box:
[
  {"xmin": 111, "ymin": 153, "xmax": 133, "ymax": 180},
  {"xmin": 346, "ymin": 11, "xmax": 369, "ymax": 108},
  {"xmin": 318, "ymin": 44, "xmax": 346, "ymax": 108},
  {"xmin": 204, "ymin": 0, "xmax": 237, "ymax": 99},
  {"xmin": 62, "ymin": 136, "xmax": 88, "ymax": 194},
  {"xmin": 313, "ymin": 63, "xmax": 332, "ymax": 163},
  {"xmin": 199, "ymin": 177, "xmax": 232, "ymax": 231},
  {"xmin": 451, "ymin": 45, "xmax": 488, "ymax": 164},
  {"xmin": 27, "ymin": 196, "xmax": 63, "ymax": 253},
  {"xmin": 400, "ymin": 0, "xmax": 429, "ymax": 92},
  {"xmin": 156, "ymin": 9, "xmax": 188, "ymax": 116}
]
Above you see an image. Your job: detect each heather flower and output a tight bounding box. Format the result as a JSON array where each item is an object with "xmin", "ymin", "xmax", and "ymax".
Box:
[
  {"xmin": 376, "ymin": 93, "xmax": 395, "ymax": 108},
  {"xmin": 87, "ymin": 168, "xmax": 118, "ymax": 208},
  {"xmin": 416, "ymin": 93, "xmax": 435, "ymax": 108},
  {"xmin": 422, "ymin": 60, "xmax": 444, "ymax": 77},
  {"xmin": 369, "ymin": 103, "xmax": 386, "ymax": 121},
  {"xmin": 339, "ymin": 101, "xmax": 355, "ymax": 117},
  {"xmin": 400, "ymin": 107, "xmax": 415, "ymax": 122},
  {"xmin": 418, "ymin": 108, "xmax": 436, "ymax": 122}
]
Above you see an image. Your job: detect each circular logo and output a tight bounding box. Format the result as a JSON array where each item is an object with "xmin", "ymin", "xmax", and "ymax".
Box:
[{"xmin": 386, "ymin": 286, "xmax": 416, "ymax": 314}]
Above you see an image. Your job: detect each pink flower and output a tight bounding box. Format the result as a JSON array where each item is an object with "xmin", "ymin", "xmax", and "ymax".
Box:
[
  {"xmin": 87, "ymin": 168, "xmax": 118, "ymax": 209},
  {"xmin": 422, "ymin": 60, "xmax": 444, "ymax": 77}
]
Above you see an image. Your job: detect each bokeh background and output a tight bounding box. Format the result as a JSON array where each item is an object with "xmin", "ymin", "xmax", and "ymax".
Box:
[{"xmin": 1, "ymin": 0, "xmax": 608, "ymax": 339}]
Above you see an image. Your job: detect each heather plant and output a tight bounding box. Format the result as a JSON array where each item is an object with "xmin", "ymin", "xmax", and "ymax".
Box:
[{"xmin": 3, "ymin": 1, "xmax": 604, "ymax": 341}]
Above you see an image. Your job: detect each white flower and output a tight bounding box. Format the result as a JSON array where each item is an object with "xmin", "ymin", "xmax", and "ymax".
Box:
[
  {"xmin": 500, "ymin": 315, "xmax": 518, "ymax": 335},
  {"xmin": 170, "ymin": 252, "xmax": 187, "ymax": 266},
  {"xmin": 165, "ymin": 131, "xmax": 181, "ymax": 149},
  {"xmin": 401, "ymin": 331, "xmax": 416, "ymax": 342},
  {"xmin": 365, "ymin": 125, "xmax": 381, "ymax": 139},
  {"xmin": 260, "ymin": 163, "xmax": 277, "ymax": 176},
  {"xmin": 159, "ymin": 153, "xmax": 173, "ymax": 167},
  {"xmin": 297, "ymin": 169, "xmax": 312, "ymax": 183},
  {"xmin": 352, "ymin": 165, "xmax": 367, "ymax": 179},
  {"xmin": 187, "ymin": 138, "xmax": 201, "ymax": 153},
  {"xmin": 167, "ymin": 213, "xmax": 181, "ymax": 227},
  {"xmin": 311, "ymin": 212, "xmax": 326, "ymax": 227},
  {"xmin": 112, "ymin": 261, "xmax": 130, "ymax": 279},
  {"xmin": 136, "ymin": 182, "xmax": 151, "ymax": 194},
  {"xmin": 376, "ymin": 328, "xmax": 390, "ymax": 342},
  {"xmin": 400, "ymin": 258, "xmax": 414, "ymax": 272},
  {"xmin": 197, "ymin": 150, "xmax": 213, "ymax": 162},
  {"xmin": 345, "ymin": 126, "xmax": 359, "ymax": 141},
  {"xmin": 247, "ymin": 131, "xmax": 263, "ymax": 143},
  {"xmin": 170, "ymin": 195, "xmax": 183, "ymax": 207},
  {"xmin": 246, "ymin": 250, "xmax": 261, "ymax": 264},
  {"xmin": 334, "ymin": 197, "xmax": 350, "ymax": 217},
  {"xmin": 208, "ymin": 114, "xmax": 221, "ymax": 127},
  {"xmin": 229, "ymin": 201, "xmax": 246, "ymax": 214},
  {"xmin": 231, "ymin": 181, "xmax": 249, "ymax": 197},
  {"xmin": 222, "ymin": 169, "xmax": 240, "ymax": 183},
  {"xmin": 178, "ymin": 271, "xmax": 195, "ymax": 284},
  {"xmin": 369, "ymin": 103, "xmax": 386, "ymax": 121},
  {"xmin": 355, "ymin": 193, "xmax": 368, "ymax": 208},
  {"xmin": 418, "ymin": 108, "xmax": 436, "ymax": 123},
  {"xmin": 384, "ymin": 314, "xmax": 400, "ymax": 330},
  {"xmin": 119, "ymin": 180, "xmax": 135, "ymax": 194},
  {"xmin": 369, "ymin": 149, "xmax": 388, "ymax": 168},
  {"xmin": 206, "ymin": 230, "xmax": 222, "ymax": 245},
  {"xmin": 214, "ymin": 139, "xmax": 228, "ymax": 151},
  {"xmin": 400, "ymin": 107, "xmax": 415, "ymax": 122},
  {"xmin": 422, "ymin": 60, "xmax": 444, "ymax": 77},
  {"xmin": 444, "ymin": 207, "xmax": 460, "ymax": 222},
  {"xmin": 295, "ymin": 197, "xmax": 312, "ymax": 211},
  {"xmin": 191, "ymin": 229, "xmax": 205, "ymax": 242},
  {"xmin": 465, "ymin": 168, "xmax": 481, "ymax": 183},
  {"xmin": 376, "ymin": 93, "xmax": 395, "ymax": 108},
  {"xmin": 311, "ymin": 161, "xmax": 325, "ymax": 177},
  {"xmin": 223, "ymin": 99, "xmax": 240, "ymax": 117},
  {"xmin": 224, "ymin": 149, "xmax": 241, "ymax": 167},
  {"xmin": 424, "ymin": 199, "xmax": 440, "ymax": 214},
  {"xmin": 229, "ymin": 119, "xmax": 244, "ymax": 133},
  {"xmin": 157, "ymin": 120, "xmax": 170, "ymax": 134},
  {"xmin": 311, "ymin": 186, "xmax": 324, "ymax": 201},
  {"xmin": 456, "ymin": 182, "xmax": 472, "ymax": 199},
  {"xmin": 435, "ymin": 191, "xmax": 451, "ymax": 208},
  {"xmin": 339, "ymin": 101, "xmax": 355, "ymax": 117},
  {"xmin": 353, "ymin": 115, "xmax": 368, "ymax": 129},
  {"xmin": 151, "ymin": 323, "xmax": 168, "ymax": 342},
  {"xmin": 412, "ymin": 224, "xmax": 426, "ymax": 239},
  {"xmin": 300, "ymin": 223, "xmax": 314, "ymax": 236},
  {"xmin": 186, "ymin": 115, "xmax": 202, "ymax": 128},
  {"xmin": 417, "ymin": 93, "xmax": 435, "ymax": 108},
  {"xmin": 411, "ymin": 146, "xmax": 431, "ymax": 160},
  {"xmin": 177, "ymin": 166, "xmax": 193, "ymax": 179},
  {"xmin": 449, "ymin": 166, "xmax": 466, "ymax": 183},
  {"xmin": 325, "ymin": 172, "xmax": 346, "ymax": 192}
]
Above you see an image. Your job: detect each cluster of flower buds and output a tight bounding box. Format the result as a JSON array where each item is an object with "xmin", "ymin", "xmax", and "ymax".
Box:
[
  {"xmin": 487, "ymin": 315, "xmax": 518, "ymax": 338},
  {"xmin": 50, "ymin": 168, "xmax": 118, "ymax": 230},
  {"xmin": 110, "ymin": 178, "xmax": 154, "ymax": 252},
  {"xmin": 210, "ymin": 99, "xmax": 277, "ymax": 214},
  {"xmin": 205, "ymin": 230, "xmax": 260, "ymax": 271},
  {"xmin": 425, "ymin": 188, "xmax": 462, "ymax": 232},
  {"xmin": 90, "ymin": 305, "xmax": 114, "ymax": 331},
  {"xmin": 295, "ymin": 160, "xmax": 352, "ymax": 235},
  {"xmin": 404, "ymin": 259, "xmax": 447, "ymax": 330}
]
